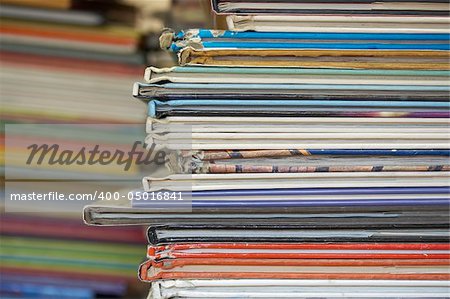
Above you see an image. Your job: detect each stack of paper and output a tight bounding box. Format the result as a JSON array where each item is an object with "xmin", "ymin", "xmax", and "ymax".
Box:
[{"xmin": 84, "ymin": 0, "xmax": 449, "ymax": 298}]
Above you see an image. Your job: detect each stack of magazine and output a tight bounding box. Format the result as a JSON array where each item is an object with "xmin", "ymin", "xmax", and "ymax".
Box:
[{"xmin": 85, "ymin": 0, "xmax": 450, "ymax": 298}]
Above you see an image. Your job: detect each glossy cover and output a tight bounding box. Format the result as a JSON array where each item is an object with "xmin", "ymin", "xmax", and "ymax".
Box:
[
  {"xmin": 84, "ymin": 205, "xmax": 449, "ymax": 226},
  {"xmin": 147, "ymin": 226, "xmax": 450, "ymax": 245},
  {"xmin": 211, "ymin": 0, "xmax": 450, "ymax": 15},
  {"xmin": 144, "ymin": 66, "xmax": 450, "ymax": 84},
  {"xmin": 178, "ymin": 48, "xmax": 450, "ymax": 70},
  {"xmin": 139, "ymin": 257, "xmax": 450, "ymax": 281},
  {"xmin": 149, "ymin": 279, "xmax": 450, "ymax": 299},
  {"xmin": 147, "ymin": 242, "xmax": 450, "ymax": 260},
  {"xmin": 164, "ymin": 29, "xmax": 450, "ymax": 52},
  {"xmin": 150, "ymin": 107, "xmax": 450, "ymax": 119},
  {"xmin": 134, "ymin": 82, "xmax": 450, "ymax": 101},
  {"xmin": 142, "ymin": 172, "xmax": 450, "ymax": 191},
  {"xmin": 226, "ymin": 15, "xmax": 450, "ymax": 33}
]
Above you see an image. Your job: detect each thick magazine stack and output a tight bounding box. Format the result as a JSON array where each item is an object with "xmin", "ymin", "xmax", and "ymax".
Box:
[{"xmin": 85, "ymin": 0, "xmax": 450, "ymax": 298}]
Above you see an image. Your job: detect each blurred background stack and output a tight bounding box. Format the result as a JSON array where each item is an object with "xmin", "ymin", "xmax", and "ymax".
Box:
[
  {"xmin": 1, "ymin": 214, "xmax": 148, "ymax": 299},
  {"xmin": 2, "ymin": 0, "xmax": 170, "ymax": 124},
  {"xmin": 0, "ymin": 1, "xmax": 217, "ymax": 298}
]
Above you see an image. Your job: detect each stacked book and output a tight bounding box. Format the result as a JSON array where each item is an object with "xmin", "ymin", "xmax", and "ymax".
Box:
[{"xmin": 85, "ymin": 0, "xmax": 450, "ymax": 298}]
